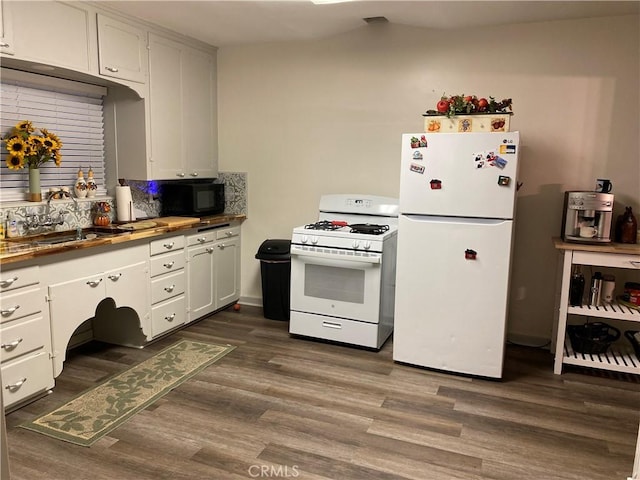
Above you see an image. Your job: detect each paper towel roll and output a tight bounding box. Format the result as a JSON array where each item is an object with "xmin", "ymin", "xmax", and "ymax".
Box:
[{"xmin": 115, "ymin": 186, "xmax": 135, "ymax": 222}]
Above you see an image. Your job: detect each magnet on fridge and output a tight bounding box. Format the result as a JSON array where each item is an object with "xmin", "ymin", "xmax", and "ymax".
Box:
[
  {"xmin": 497, "ymin": 175, "xmax": 511, "ymax": 186},
  {"xmin": 493, "ymin": 156, "xmax": 507, "ymax": 169},
  {"xmin": 499, "ymin": 144, "xmax": 516, "ymax": 155},
  {"xmin": 419, "ymin": 135, "xmax": 428, "ymax": 147},
  {"xmin": 410, "ymin": 163, "xmax": 425, "ymax": 174},
  {"xmin": 465, "ymin": 249, "xmax": 477, "ymax": 260},
  {"xmin": 430, "ymin": 179, "xmax": 442, "ymax": 189},
  {"xmin": 412, "ymin": 151, "xmax": 423, "ymax": 160}
]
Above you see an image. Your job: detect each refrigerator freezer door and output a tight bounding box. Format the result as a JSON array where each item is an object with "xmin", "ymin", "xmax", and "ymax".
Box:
[
  {"xmin": 400, "ymin": 132, "xmax": 520, "ymax": 219},
  {"xmin": 393, "ymin": 214, "xmax": 514, "ymax": 378}
]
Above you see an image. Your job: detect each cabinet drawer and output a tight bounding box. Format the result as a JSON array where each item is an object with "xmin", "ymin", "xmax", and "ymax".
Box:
[
  {"xmin": 216, "ymin": 226, "xmax": 240, "ymax": 240},
  {"xmin": 0, "ymin": 286, "xmax": 44, "ymax": 325},
  {"xmin": 150, "ymin": 235, "xmax": 185, "ymax": 256},
  {"xmin": 150, "ymin": 250, "xmax": 186, "ymax": 277},
  {"xmin": 0, "ymin": 265, "xmax": 39, "ymax": 293},
  {"xmin": 151, "ymin": 295, "xmax": 186, "ymax": 337},
  {"xmin": 2, "ymin": 351, "xmax": 54, "ymax": 409},
  {"xmin": 573, "ymin": 251, "xmax": 640, "ymax": 269},
  {"xmin": 187, "ymin": 231, "xmax": 216, "ymax": 247},
  {"xmin": 151, "ymin": 270, "xmax": 185, "ymax": 304},
  {"xmin": 1, "ymin": 315, "xmax": 48, "ymax": 363}
]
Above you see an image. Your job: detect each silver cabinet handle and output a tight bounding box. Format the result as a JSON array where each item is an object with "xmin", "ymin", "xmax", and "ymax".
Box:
[
  {"xmin": 630, "ymin": 261, "xmax": 640, "ymax": 268},
  {"xmin": 163, "ymin": 242, "xmax": 175, "ymax": 250},
  {"xmin": 0, "ymin": 276, "xmax": 18, "ymax": 288},
  {"xmin": 164, "ymin": 284, "xmax": 175, "ymax": 293},
  {"xmin": 0, "ymin": 43, "xmax": 10, "ymax": 48},
  {"xmin": 322, "ymin": 321, "xmax": 342, "ymax": 329},
  {"xmin": 0, "ymin": 305, "xmax": 20, "ymax": 316},
  {"xmin": 1, "ymin": 338, "xmax": 23, "ymax": 350},
  {"xmin": 197, "ymin": 237, "xmax": 207, "ymax": 243},
  {"xmin": 86, "ymin": 278, "xmax": 103, "ymax": 287},
  {"xmin": 163, "ymin": 261, "xmax": 175, "ymax": 269},
  {"xmin": 164, "ymin": 313, "xmax": 176, "ymax": 322},
  {"xmin": 177, "ymin": 173, "xmax": 185, "ymax": 178},
  {"xmin": 206, "ymin": 247, "xmax": 214, "ymax": 254},
  {"xmin": 5, "ymin": 377, "xmax": 27, "ymax": 391},
  {"xmin": 105, "ymin": 66, "xmax": 119, "ymax": 72},
  {"xmin": 190, "ymin": 172, "xmax": 198, "ymax": 177},
  {"xmin": 108, "ymin": 273, "xmax": 122, "ymax": 281},
  {"xmin": 218, "ymin": 244, "xmax": 226, "ymax": 249}
]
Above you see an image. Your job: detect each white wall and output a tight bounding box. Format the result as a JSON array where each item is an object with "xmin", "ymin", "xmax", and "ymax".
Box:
[{"xmin": 217, "ymin": 15, "xmax": 639, "ymax": 343}]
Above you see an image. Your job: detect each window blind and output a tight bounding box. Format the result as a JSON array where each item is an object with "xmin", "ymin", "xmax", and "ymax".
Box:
[{"xmin": 0, "ymin": 71, "xmax": 107, "ymax": 202}]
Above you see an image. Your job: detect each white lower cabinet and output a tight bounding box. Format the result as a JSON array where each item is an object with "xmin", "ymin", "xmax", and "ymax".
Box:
[
  {"xmin": 0, "ymin": 265, "xmax": 54, "ymax": 410},
  {"xmin": 149, "ymin": 234, "xmax": 187, "ymax": 336},
  {"xmin": 187, "ymin": 224, "xmax": 241, "ymax": 323}
]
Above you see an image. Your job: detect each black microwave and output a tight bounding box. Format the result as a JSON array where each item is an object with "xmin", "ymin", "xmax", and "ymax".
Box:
[{"xmin": 160, "ymin": 182, "xmax": 225, "ymax": 216}]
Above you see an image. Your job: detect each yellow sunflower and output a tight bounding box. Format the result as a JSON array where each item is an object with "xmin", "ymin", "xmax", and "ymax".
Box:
[
  {"xmin": 40, "ymin": 128, "xmax": 63, "ymax": 148},
  {"xmin": 16, "ymin": 120, "xmax": 35, "ymax": 133},
  {"xmin": 6, "ymin": 155, "xmax": 25, "ymax": 170},
  {"xmin": 6, "ymin": 137, "xmax": 27, "ymax": 158}
]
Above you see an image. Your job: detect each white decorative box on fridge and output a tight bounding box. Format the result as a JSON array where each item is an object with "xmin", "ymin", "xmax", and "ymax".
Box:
[{"xmin": 423, "ymin": 113, "xmax": 512, "ymax": 133}]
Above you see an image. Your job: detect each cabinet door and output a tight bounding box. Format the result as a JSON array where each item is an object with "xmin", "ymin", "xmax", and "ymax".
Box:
[
  {"xmin": 148, "ymin": 33, "xmax": 184, "ymax": 179},
  {"xmin": 97, "ymin": 14, "xmax": 147, "ymax": 83},
  {"xmin": 48, "ymin": 273, "xmax": 106, "ymax": 377},
  {"xmin": 11, "ymin": 1, "xmax": 95, "ymax": 73},
  {"xmin": 215, "ymin": 237, "xmax": 240, "ymax": 308},
  {"xmin": 105, "ymin": 261, "xmax": 149, "ymax": 320},
  {"xmin": 183, "ymin": 46, "xmax": 218, "ymax": 178},
  {"xmin": 0, "ymin": 0, "xmax": 14, "ymax": 55},
  {"xmin": 187, "ymin": 243, "xmax": 216, "ymax": 322}
]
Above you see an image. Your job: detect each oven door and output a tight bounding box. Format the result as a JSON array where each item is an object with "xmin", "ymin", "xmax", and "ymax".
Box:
[{"xmin": 290, "ymin": 245, "xmax": 382, "ymax": 323}]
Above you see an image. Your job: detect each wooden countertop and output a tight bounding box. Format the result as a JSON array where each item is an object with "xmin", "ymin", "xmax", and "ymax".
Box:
[
  {"xmin": 0, "ymin": 214, "xmax": 246, "ymax": 266},
  {"xmin": 553, "ymin": 237, "xmax": 640, "ymax": 255}
]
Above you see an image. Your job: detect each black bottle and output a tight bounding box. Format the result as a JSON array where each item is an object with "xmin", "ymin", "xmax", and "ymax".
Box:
[{"xmin": 569, "ymin": 266, "xmax": 585, "ymax": 306}]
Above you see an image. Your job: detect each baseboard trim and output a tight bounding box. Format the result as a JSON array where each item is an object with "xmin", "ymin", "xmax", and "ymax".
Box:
[
  {"xmin": 239, "ymin": 296, "xmax": 262, "ymax": 308},
  {"xmin": 506, "ymin": 333, "xmax": 550, "ymax": 349}
]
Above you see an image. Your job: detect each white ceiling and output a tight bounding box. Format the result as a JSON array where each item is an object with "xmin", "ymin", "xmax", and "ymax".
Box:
[{"xmin": 98, "ymin": 0, "xmax": 640, "ymax": 48}]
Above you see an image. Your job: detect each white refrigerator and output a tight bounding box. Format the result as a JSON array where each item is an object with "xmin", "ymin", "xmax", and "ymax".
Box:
[{"xmin": 393, "ymin": 131, "xmax": 520, "ymax": 378}]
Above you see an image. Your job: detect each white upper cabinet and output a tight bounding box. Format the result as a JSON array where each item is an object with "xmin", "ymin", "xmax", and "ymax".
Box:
[
  {"xmin": 147, "ymin": 32, "xmax": 218, "ymax": 180},
  {"xmin": 97, "ymin": 13, "xmax": 147, "ymax": 84},
  {"xmin": 8, "ymin": 1, "xmax": 97, "ymax": 73},
  {"xmin": 0, "ymin": 0, "xmax": 14, "ymax": 55}
]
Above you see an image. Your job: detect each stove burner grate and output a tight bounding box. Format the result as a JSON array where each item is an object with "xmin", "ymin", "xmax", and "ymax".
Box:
[
  {"xmin": 349, "ymin": 224, "xmax": 390, "ymax": 235},
  {"xmin": 304, "ymin": 220, "xmax": 342, "ymax": 231}
]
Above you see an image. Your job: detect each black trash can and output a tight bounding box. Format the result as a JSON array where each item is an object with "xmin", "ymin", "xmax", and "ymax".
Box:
[{"xmin": 255, "ymin": 239, "xmax": 291, "ymax": 320}]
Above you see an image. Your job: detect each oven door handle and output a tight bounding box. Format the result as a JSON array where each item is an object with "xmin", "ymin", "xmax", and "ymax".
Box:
[{"xmin": 291, "ymin": 247, "xmax": 381, "ymax": 264}]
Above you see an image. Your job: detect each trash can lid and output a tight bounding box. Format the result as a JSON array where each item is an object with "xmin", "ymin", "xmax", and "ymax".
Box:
[{"xmin": 255, "ymin": 239, "xmax": 291, "ymax": 260}]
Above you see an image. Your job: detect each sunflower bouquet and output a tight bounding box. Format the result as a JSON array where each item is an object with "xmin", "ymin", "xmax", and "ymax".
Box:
[{"xmin": 2, "ymin": 120, "xmax": 62, "ymax": 170}]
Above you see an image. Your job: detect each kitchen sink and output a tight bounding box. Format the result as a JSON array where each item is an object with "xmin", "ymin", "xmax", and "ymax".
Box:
[{"xmin": 4, "ymin": 226, "xmax": 131, "ymax": 246}]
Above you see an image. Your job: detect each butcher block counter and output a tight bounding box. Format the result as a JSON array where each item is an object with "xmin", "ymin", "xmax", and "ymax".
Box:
[{"xmin": 0, "ymin": 214, "xmax": 246, "ymax": 266}]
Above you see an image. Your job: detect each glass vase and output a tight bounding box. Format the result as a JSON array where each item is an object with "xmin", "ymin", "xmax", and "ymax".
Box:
[{"xmin": 28, "ymin": 166, "xmax": 42, "ymax": 202}]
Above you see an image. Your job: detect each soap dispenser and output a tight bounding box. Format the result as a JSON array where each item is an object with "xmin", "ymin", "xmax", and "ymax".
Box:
[{"xmin": 86, "ymin": 167, "xmax": 97, "ymax": 198}]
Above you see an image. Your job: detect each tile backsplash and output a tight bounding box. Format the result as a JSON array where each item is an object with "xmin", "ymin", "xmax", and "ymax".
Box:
[{"xmin": 0, "ymin": 171, "xmax": 247, "ymax": 237}]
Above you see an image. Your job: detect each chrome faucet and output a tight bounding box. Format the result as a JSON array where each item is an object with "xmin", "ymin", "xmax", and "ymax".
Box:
[{"xmin": 25, "ymin": 190, "xmax": 80, "ymax": 232}]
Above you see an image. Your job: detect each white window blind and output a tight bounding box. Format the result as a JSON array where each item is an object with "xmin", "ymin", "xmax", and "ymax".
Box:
[{"xmin": 0, "ymin": 69, "xmax": 107, "ymax": 202}]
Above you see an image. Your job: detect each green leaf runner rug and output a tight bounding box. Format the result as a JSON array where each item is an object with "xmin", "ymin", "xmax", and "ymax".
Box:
[{"xmin": 20, "ymin": 339, "xmax": 235, "ymax": 447}]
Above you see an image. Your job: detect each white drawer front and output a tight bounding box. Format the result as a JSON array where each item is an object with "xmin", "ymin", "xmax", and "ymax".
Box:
[
  {"xmin": 151, "ymin": 295, "xmax": 186, "ymax": 337},
  {"xmin": 2, "ymin": 351, "xmax": 54, "ymax": 408},
  {"xmin": 1, "ymin": 315, "xmax": 48, "ymax": 363},
  {"xmin": 289, "ymin": 311, "xmax": 382, "ymax": 349},
  {"xmin": 150, "ymin": 250, "xmax": 186, "ymax": 278},
  {"xmin": 150, "ymin": 235, "xmax": 185, "ymax": 256},
  {"xmin": 216, "ymin": 226, "xmax": 240, "ymax": 240},
  {"xmin": 150, "ymin": 270, "xmax": 186, "ymax": 304},
  {"xmin": 573, "ymin": 251, "xmax": 640, "ymax": 269},
  {"xmin": 0, "ymin": 265, "xmax": 39, "ymax": 293},
  {"xmin": 187, "ymin": 231, "xmax": 216, "ymax": 247},
  {"xmin": 0, "ymin": 286, "xmax": 44, "ymax": 325}
]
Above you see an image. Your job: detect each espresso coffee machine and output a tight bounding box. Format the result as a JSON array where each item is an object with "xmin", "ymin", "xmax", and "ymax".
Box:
[{"xmin": 561, "ymin": 191, "xmax": 614, "ymax": 243}]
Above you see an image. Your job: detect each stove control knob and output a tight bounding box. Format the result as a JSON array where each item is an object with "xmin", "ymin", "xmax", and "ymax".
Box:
[
  {"xmin": 352, "ymin": 240, "xmax": 361, "ymax": 249},
  {"xmin": 363, "ymin": 241, "xmax": 371, "ymax": 250},
  {"xmin": 311, "ymin": 236, "xmax": 319, "ymax": 245},
  {"xmin": 301, "ymin": 235, "xmax": 309, "ymax": 244}
]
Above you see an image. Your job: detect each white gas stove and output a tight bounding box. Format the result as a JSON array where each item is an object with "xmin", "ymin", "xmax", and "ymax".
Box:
[{"xmin": 289, "ymin": 194, "xmax": 399, "ymax": 349}]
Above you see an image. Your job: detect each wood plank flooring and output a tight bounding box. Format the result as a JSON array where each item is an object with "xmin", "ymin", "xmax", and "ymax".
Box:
[{"xmin": 4, "ymin": 305, "xmax": 640, "ymax": 480}]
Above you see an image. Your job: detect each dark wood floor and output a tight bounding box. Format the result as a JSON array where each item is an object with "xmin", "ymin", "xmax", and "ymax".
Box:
[{"xmin": 5, "ymin": 305, "xmax": 640, "ymax": 480}]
